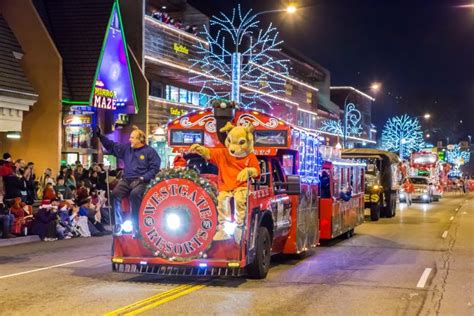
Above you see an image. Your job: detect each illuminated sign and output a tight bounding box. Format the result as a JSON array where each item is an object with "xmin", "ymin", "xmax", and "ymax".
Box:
[
  {"xmin": 170, "ymin": 107, "xmax": 187, "ymax": 116},
  {"xmin": 413, "ymin": 156, "xmax": 437, "ymax": 164},
  {"xmin": 91, "ymin": 2, "xmax": 137, "ymax": 114},
  {"xmin": 173, "ymin": 43, "xmax": 189, "ymax": 54},
  {"xmin": 63, "ymin": 115, "xmax": 91, "ymax": 126}
]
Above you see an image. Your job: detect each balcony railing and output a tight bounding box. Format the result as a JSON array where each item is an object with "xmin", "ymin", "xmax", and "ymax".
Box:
[{"xmin": 144, "ymin": 16, "xmax": 208, "ymax": 69}]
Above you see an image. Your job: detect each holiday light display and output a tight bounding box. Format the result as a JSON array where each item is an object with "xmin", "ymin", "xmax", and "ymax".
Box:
[
  {"xmin": 344, "ymin": 103, "xmax": 363, "ymax": 136},
  {"xmin": 320, "ymin": 103, "xmax": 363, "ymax": 138},
  {"xmin": 381, "ymin": 114, "xmax": 424, "ymax": 159},
  {"xmin": 190, "ymin": 4, "xmax": 289, "ymax": 108},
  {"xmin": 320, "ymin": 119, "xmax": 343, "ymax": 136},
  {"xmin": 446, "ymin": 144, "xmax": 471, "ymax": 166}
]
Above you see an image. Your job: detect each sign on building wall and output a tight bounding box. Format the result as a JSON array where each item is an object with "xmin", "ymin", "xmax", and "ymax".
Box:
[{"xmin": 91, "ymin": 1, "xmax": 137, "ymax": 114}]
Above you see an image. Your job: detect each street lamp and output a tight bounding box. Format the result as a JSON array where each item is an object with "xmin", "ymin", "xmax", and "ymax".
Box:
[
  {"xmin": 423, "ymin": 113, "xmax": 431, "ymax": 120},
  {"xmin": 342, "ymin": 82, "xmax": 380, "ymax": 148},
  {"xmin": 370, "ymin": 82, "xmax": 382, "ymax": 93},
  {"xmin": 287, "ymin": 5, "xmax": 297, "ymax": 14}
]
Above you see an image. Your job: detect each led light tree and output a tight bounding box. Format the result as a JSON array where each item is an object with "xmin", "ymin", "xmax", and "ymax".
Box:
[
  {"xmin": 381, "ymin": 114, "xmax": 425, "ymax": 159},
  {"xmin": 190, "ymin": 4, "xmax": 289, "ymax": 108},
  {"xmin": 446, "ymin": 144, "xmax": 471, "ymax": 166}
]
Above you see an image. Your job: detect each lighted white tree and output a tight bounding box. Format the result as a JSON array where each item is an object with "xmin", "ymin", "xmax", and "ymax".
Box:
[
  {"xmin": 447, "ymin": 144, "xmax": 471, "ymax": 166},
  {"xmin": 190, "ymin": 4, "xmax": 289, "ymax": 108},
  {"xmin": 381, "ymin": 114, "xmax": 425, "ymax": 159},
  {"xmin": 320, "ymin": 119, "xmax": 343, "ymax": 136}
]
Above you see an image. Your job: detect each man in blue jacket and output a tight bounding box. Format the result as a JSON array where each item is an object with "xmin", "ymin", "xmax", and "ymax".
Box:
[{"xmin": 95, "ymin": 126, "xmax": 161, "ymax": 235}]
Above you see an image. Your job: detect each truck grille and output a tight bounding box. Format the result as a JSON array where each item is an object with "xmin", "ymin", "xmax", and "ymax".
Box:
[{"xmin": 113, "ymin": 263, "xmax": 243, "ymax": 277}]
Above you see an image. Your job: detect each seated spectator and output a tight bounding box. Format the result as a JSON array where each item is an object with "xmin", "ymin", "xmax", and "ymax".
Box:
[
  {"xmin": 31, "ymin": 198, "xmax": 60, "ymax": 241},
  {"xmin": 75, "ymin": 187, "xmax": 111, "ymax": 236},
  {"xmin": 41, "ymin": 183, "xmax": 57, "ymax": 202},
  {"xmin": 69, "ymin": 205, "xmax": 91, "ymax": 237},
  {"xmin": 37, "ymin": 168, "xmax": 55, "ymax": 199},
  {"xmin": 56, "ymin": 201, "xmax": 75, "ymax": 239},
  {"xmin": 0, "ymin": 203, "xmax": 15, "ymax": 238},
  {"xmin": 65, "ymin": 168, "xmax": 77, "ymax": 190},
  {"xmin": 55, "ymin": 175, "xmax": 73, "ymax": 200},
  {"xmin": 9, "ymin": 197, "xmax": 33, "ymax": 235}
]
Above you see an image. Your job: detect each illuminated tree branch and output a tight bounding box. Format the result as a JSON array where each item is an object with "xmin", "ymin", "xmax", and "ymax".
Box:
[
  {"xmin": 190, "ymin": 4, "xmax": 289, "ymax": 108},
  {"xmin": 381, "ymin": 114, "xmax": 425, "ymax": 158}
]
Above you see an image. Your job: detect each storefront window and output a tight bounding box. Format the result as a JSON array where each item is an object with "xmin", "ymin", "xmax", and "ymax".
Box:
[
  {"xmin": 191, "ymin": 92, "xmax": 200, "ymax": 105},
  {"xmin": 179, "ymin": 89, "xmax": 188, "ymax": 103},
  {"xmin": 199, "ymin": 94, "xmax": 208, "ymax": 106},
  {"xmin": 166, "ymin": 85, "xmax": 179, "ymax": 102}
]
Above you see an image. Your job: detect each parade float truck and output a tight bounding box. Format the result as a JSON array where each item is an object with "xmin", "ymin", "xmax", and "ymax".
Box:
[
  {"xmin": 409, "ymin": 151, "xmax": 444, "ymax": 201},
  {"xmin": 342, "ymin": 149, "xmax": 401, "ymax": 221},
  {"xmin": 111, "ymin": 108, "xmax": 364, "ymax": 279}
]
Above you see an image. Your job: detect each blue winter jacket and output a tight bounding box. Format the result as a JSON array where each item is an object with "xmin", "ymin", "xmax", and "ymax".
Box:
[{"xmin": 99, "ymin": 135, "xmax": 161, "ymax": 182}]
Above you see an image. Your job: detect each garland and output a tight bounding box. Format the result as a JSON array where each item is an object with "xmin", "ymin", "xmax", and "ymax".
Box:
[{"xmin": 148, "ymin": 167, "xmax": 218, "ymax": 205}]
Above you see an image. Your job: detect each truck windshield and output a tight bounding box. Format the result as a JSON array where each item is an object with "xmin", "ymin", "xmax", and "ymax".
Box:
[{"xmin": 409, "ymin": 177, "xmax": 428, "ymax": 185}]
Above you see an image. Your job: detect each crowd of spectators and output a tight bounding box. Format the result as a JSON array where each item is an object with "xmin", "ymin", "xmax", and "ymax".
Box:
[
  {"xmin": 151, "ymin": 10, "xmax": 199, "ymax": 36},
  {"xmin": 0, "ymin": 152, "xmax": 124, "ymax": 241}
]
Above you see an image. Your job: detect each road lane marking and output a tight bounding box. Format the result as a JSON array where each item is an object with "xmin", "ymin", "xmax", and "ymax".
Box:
[
  {"xmin": 0, "ymin": 260, "xmax": 85, "ymax": 279},
  {"xmin": 124, "ymin": 284, "xmax": 206, "ymax": 315},
  {"xmin": 416, "ymin": 268, "xmax": 432, "ymax": 288},
  {"xmin": 442, "ymin": 231, "xmax": 448, "ymax": 239},
  {"xmin": 104, "ymin": 283, "xmax": 207, "ymax": 316}
]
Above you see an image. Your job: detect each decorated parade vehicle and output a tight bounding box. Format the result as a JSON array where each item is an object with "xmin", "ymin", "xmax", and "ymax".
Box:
[
  {"xmin": 342, "ymin": 149, "xmax": 400, "ymax": 221},
  {"xmin": 409, "ymin": 151, "xmax": 444, "ymax": 201},
  {"xmin": 111, "ymin": 106, "xmax": 323, "ymax": 279},
  {"xmin": 318, "ymin": 146, "xmax": 366, "ymax": 239}
]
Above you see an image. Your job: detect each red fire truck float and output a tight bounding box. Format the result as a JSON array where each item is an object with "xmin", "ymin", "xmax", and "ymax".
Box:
[
  {"xmin": 410, "ymin": 151, "xmax": 445, "ymax": 200},
  {"xmin": 111, "ymin": 108, "xmax": 365, "ymax": 278}
]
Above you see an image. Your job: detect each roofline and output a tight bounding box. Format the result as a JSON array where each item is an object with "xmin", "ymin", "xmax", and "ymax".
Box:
[{"xmin": 330, "ymin": 86, "xmax": 375, "ymax": 101}]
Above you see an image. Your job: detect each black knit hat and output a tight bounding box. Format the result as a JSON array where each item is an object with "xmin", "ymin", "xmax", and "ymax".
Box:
[{"xmin": 3, "ymin": 153, "xmax": 11, "ymax": 160}]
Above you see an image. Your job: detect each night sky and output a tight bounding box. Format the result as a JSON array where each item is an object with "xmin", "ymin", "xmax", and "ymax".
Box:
[{"xmin": 189, "ymin": 0, "xmax": 474, "ymax": 144}]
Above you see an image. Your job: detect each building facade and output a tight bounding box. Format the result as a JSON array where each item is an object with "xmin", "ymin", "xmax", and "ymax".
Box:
[{"xmin": 0, "ymin": 0, "xmax": 377, "ymax": 172}]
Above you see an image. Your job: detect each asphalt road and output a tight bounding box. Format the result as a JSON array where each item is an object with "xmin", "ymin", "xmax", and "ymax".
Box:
[{"xmin": 0, "ymin": 193, "xmax": 472, "ymax": 316}]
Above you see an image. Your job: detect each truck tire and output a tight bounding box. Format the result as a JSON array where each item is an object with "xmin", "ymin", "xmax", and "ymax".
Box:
[
  {"xmin": 247, "ymin": 227, "xmax": 272, "ymax": 279},
  {"xmin": 370, "ymin": 202, "xmax": 381, "ymax": 221},
  {"xmin": 382, "ymin": 192, "xmax": 396, "ymax": 218}
]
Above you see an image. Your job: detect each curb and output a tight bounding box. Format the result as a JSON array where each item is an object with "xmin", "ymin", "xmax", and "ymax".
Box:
[{"xmin": 0, "ymin": 235, "xmax": 40, "ymax": 247}]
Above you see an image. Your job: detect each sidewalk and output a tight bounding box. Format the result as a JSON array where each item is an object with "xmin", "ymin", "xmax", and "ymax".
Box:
[{"xmin": 437, "ymin": 194, "xmax": 474, "ymax": 315}]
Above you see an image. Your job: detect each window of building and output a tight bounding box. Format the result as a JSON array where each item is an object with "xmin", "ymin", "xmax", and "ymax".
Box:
[{"xmin": 179, "ymin": 88, "xmax": 188, "ymax": 103}]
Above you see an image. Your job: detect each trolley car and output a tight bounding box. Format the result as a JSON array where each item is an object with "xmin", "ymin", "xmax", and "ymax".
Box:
[{"xmin": 111, "ymin": 108, "xmax": 364, "ymax": 278}]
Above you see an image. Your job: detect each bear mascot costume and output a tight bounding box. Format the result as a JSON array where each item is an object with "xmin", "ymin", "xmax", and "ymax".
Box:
[{"xmin": 190, "ymin": 122, "xmax": 260, "ymax": 242}]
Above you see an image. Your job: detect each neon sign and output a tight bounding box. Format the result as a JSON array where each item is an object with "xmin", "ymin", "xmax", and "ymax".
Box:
[{"xmin": 91, "ymin": 1, "xmax": 137, "ymax": 114}]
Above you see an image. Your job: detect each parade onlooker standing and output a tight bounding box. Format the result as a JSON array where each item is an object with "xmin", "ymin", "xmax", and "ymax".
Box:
[{"xmin": 402, "ymin": 178, "xmax": 414, "ymax": 206}]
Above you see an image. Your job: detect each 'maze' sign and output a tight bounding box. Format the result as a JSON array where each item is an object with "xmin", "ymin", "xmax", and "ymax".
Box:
[
  {"xmin": 91, "ymin": 3, "xmax": 137, "ymax": 114},
  {"xmin": 93, "ymin": 87, "xmax": 117, "ymax": 110}
]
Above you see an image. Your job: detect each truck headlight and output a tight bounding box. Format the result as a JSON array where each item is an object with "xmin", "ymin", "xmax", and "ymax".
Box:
[
  {"xmin": 121, "ymin": 220, "xmax": 133, "ymax": 234},
  {"xmin": 166, "ymin": 213, "xmax": 181, "ymax": 231}
]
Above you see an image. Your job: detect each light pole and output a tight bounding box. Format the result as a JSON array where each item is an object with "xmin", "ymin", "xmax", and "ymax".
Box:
[{"xmin": 343, "ymin": 82, "xmax": 381, "ymax": 148}]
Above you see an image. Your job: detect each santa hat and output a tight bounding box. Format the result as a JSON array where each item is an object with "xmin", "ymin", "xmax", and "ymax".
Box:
[{"xmin": 40, "ymin": 198, "xmax": 58, "ymax": 209}]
